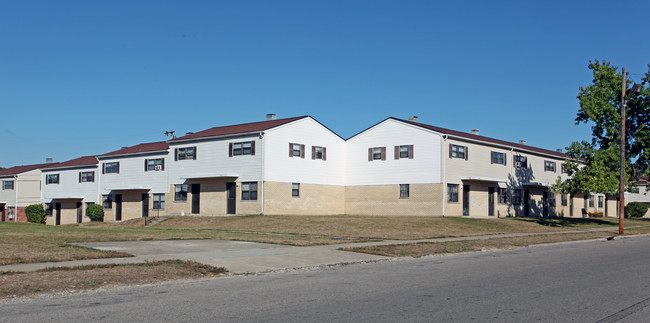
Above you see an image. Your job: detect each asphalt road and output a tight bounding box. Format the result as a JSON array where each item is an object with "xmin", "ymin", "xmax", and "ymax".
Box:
[{"xmin": 3, "ymin": 235, "xmax": 650, "ymax": 322}]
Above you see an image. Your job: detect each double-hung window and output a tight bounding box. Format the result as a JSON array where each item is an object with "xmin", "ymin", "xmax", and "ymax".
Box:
[
  {"xmin": 598, "ymin": 196, "xmax": 603, "ymax": 208},
  {"xmin": 102, "ymin": 195, "xmax": 113, "ymax": 209},
  {"xmin": 447, "ymin": 184, "xmax": 459, "ymax": 202},
  {"xmin": 561, "ymin": 194, "xmax": 568, "ymax": 206},
  {"xmin": 153, "ymin": 194, "xmax": 165, "ymax": 210},
  {"xmin": 104, "ymin": 162, "xmax": 119, "ymax": 174},
  {"xmin": 292, "ymin": 183, "xmax": 300, "ymax": 197},
  {"xmin": 368, "ymin": 147, "xmax": 386, "ymax": 161},
  {"xmin": 400, "ymin": 184, "xmax": 410, "ymax": 198},
  {"xmin": 47, "ymin": 174, "xmax": 59, "ymax": 184},
  {"xmin": 146, "ymin": 158, "xmax": 165, "ymax": 171},
  {"xmin": 312, "ymin": 146, "xmax": 326, "ymax": 160},
  {"xmin": 242, "ymin": 182, "xmax": 258, "ymax": 200},
  {"xmin": 176, "ymin": 147, "xmax": 196, "ymax": 160},
  {"xmin": 514, "ymin": 156, "xmax": 527, "ymax": 168},
  {"xmin": 497, "ymin": 188, "xmax": 508, "ymax": 204},
  {"xmin": 589, "ymin": 195, "xmax": 594, "ymax": 207},
  {"xmin": 230, "ymin": 141, "xmax": 255, "ymax": 156},
  {"xmin": 491, "ymin": 152, "xmax": 505, "ymax": 165},
  {"xmin": 512, "ymin": 189, "xmax": 523, "ymax": 205},
  {"xmin": 80, "ymin": 171, "xmax": 94, "ymax": 182},
  {"xmin": 175, "ymin": 184, "xmax": 188, "ymax": 201},
  {"xmin": 289, "ymin": 143, "xmax": 304, "ymax": 158},
  {"xmin": 561, "ymin": 163, "xmax": 568, "ymax": 174},
  {"xmin": 3, "ymin": 180, "xmax": 14, "ymax": 190},
  {"xmin": 450, "ymin": 144, "xmax": 467, "ymax": 159},
  {"xmin": 545, "ymin": 161, "xmax": 556, "ymax": 172}
]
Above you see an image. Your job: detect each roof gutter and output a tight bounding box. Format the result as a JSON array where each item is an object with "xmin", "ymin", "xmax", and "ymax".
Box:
[
  {"xmin": 169, "ymin": 131, "xmax": 263, "ymax": 144},
  {"xmin": 97, "ymin": 150, "xmax": 169, "ymax": 160}
]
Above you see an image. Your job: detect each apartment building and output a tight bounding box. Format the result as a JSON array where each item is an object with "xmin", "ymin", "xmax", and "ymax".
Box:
[
  {"xmin": 2, "ymin": 114, "xmax": 630, "ymax": 224},
  {"xmin": 626, "ymin": 178, "xmax": 650, "ymax": 217},
  {"xmin": 0, "ymin": 163, "xmax": 55, "ymax": 222},
  {"xmin": 41, "ymin": 156, "xmax": 99, "ymax": 225}
]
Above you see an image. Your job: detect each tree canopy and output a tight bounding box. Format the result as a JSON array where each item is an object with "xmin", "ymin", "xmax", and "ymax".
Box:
[{"xmin": 555, "ymin": 60, "xmax": 650, "ymax": 195}]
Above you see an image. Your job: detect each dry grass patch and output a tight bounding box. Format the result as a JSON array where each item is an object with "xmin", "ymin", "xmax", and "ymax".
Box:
[
  {"xmin": 0, "ymin": 260, "xmax": 227, "ymax": 299},
  {"xmin": 344, "ymin": 232, "xmax": 617, "ymax": 257}
]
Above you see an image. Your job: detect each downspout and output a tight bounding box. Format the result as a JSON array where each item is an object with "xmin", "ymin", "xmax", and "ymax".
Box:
[
  {"xmin": 442, "ymin": 135, "xmax": 447, "ymax": 216},
  {"xmin": 14, "ymin": 175, "xmax": 18, "ymax": 222},
  {"xmin": 259, "ymin": 132, "xmax": 265, "ymax": 215}
]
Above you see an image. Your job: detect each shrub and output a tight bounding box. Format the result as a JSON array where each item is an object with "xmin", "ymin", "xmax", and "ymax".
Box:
[
  {"xmin": 588, "ymin": 212, "xmax": 604, "ymax": 218},
  {"xmin": 25, "ymin": 204, "xmax": 46, "ymax": 224},
  {"xmin": 86, "ymin": 204, "xmax": 104, "ymax": 222},
  {"xmin": 627, "ymin": 202, "xmax": 649, "ymax": 218}
]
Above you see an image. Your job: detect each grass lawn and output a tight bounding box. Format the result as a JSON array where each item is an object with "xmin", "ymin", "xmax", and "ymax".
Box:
[
  {"xmin": 0, "ymin": 260, "xmax": 226, "ymax": 299},
  {"xmin": 1, "ymin": 215, "xmax": 647, "ymax": 266},
  {"xmin": 343, "ymin": 232, "xmax": 618, "ymax": 257}
]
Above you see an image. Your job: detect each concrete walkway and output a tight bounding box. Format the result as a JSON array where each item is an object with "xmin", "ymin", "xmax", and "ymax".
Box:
[{"xmin": 0, "ymin": 226, "xmax": 633, "ymax": 274}]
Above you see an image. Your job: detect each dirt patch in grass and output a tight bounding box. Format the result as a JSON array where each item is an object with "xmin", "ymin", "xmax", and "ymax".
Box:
[
  {"xmin": 0, "ymin": 260, "xmax": 227, "ymax": 299},
  {"xmin": 344, "ymin": 232, "xmax": 617, "ymax": 257}
]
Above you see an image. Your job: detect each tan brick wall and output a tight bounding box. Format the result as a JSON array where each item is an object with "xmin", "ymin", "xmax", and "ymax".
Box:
[
  {"xmin": 444, "ymin": 183, "xmax": 509, "ymax": 217},
  {"xmin": 345, "ymin": 183, "xmax": 443, "ymax": 216},
  {"xmin": 263, "ymin": 182, "xmax": 345, "ymax": 215}
]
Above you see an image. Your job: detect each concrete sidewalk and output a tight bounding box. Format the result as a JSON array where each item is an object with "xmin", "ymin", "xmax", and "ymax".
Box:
[{"xmin": 0, "ymin": 226, "xmax": 632, "ymax": 274}]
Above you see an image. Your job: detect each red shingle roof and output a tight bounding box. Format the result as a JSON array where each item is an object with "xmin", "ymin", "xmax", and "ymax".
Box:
[
  {"xmin": 392, "ymin": 118, "xmax": 567, "ymax": 158},
  {"xmin": 42, "ymin": 156, "xmax": 98, "ymax": 170},
  {"xmin": 172, "ymin": 116, "xmax": 309, "ymax": 141},
  {"xmin": 0, "ymin": 163, "xmax": 57, "ymax": 177},
  {"xmin": 100, "ymin": 141, "xmax": 170, "ymax": 157}
]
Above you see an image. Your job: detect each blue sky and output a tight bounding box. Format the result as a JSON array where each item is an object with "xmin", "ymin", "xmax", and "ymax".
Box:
[{"xmin": 1, "ymin": 0, "xmax": 649, "ymax": 167}]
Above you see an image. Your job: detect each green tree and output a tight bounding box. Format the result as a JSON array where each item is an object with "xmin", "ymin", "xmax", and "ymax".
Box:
[{"xmin": 555, "ymin": 60, "xmax": 649, "ymax": 195}]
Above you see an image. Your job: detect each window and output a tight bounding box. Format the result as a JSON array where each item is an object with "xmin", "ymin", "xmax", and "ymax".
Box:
[
  {"xmin": 395, "ymin": 145, "xmax": 414, "ymax": 159},
  {"xmin": 450, "ymin": 144, "xmax": 467, "ymax": 159},
  {"xmin": 447, "ymin": 184, "xmax": 459, "ymax": 202},
  {"xmin": 80, "ymin": 171, "xmax": 94, "ymax": 183},
  {"xmin": 561, "ymin": 163, "xmax": 568, "ymax": 174},
  {"xmin": 544, "ymin": 161, "xmax": 556, "ymax": 172},
  {"xmin": 598, "ymin": 196, "xmax": 603, "ymax": 208},
  {"xmin": 400, "ymin": 184, "xmax": 409, "ymax": 198},
  {"xmin": 3, "ymin": 180, "xmax": 14, "ymax": 190},
  {"xmin": 312, "ymin": 146, "xmax": 326, "ymax": 160},
  {"xmin": 514, "ymin": 155, "xmax": 527, "ymax": 168},
  {"xmin": 561, "ymin": 194, "xmax": 568, "ymax": 206},
  {"xmin": 512, "ymin": 189, "xmax": 523, "ymax": 205},
  {"xmin": 292, "ymin": 183, "xmax": 300, "ymax": 197},
  {"xmin": 241, "ymin": 182, "xmax": 258, "ymax": 200},
  {"xmin": 104, "ymin": 162, "xmax": 119, "ymax": 174},
  {"xmin": 153, "ymin": 194, "xmax": 165, "ymax": 210},
  {"xmin": 175, "ymin": 184, "xmax": 188, "ymax": 201},
  {"xmin": 7, "ymin": 207, "xmax": 15, "ymax": 219},
  {"xmin": 588, "ymin": 196, "xmax": 594, "ymax": 207},
  {"xmin": 176, "ymin": 147, "xmax": 196, "ymax": 160},
  {"xmin": 102, "ymin": 195, "xmax": 113, "ymax": 209},
  {"xmin": 145, "ymin": 158, "xmax": 165, "ymax": 171},
  {"xmin": 497, "ymin": 188, "xmax": 508, "ymax": 204},
  {"xmin": 548, "ymin": 194, "xmax": 556, "ymax": 207},
  {"xmin": 627, "ymin": 187, "xmax": 640, "ymax": 194},
  {"xmin": 45, "ymin": 203, "xmax": 53, "ymax": 216},
  {"xmin": 491, "ymin": 152, "xmax": 505, "ymax": 165},
  {"xmin": 47, "ymin": 174, "xmax": 59, "ymax": 184},
  {"xmin": 230, "ymin": 141, "xmax": 255, "ymax": 156},
  {"xmin": 368, "ymin": 147, "xmax": 386, "ymax": 161}
]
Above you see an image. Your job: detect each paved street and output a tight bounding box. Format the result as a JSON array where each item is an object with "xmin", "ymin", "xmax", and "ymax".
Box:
[{"xmin": 2, "ymin": 235, "xmax": 650, "ymax": 322}]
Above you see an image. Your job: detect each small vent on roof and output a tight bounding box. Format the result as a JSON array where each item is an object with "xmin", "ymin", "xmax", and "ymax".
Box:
[
  {"xmin": 408, "ymin": 115, "xmax": 418, "ymax": 122},
  {"xmin": 186, "ymin": 132, "xmax": 194, "ymax": 135},
  {"xmin": 266, "ymin": 114, "xmax": 277, "ymax": 121},
  {"xmin": 46, "ymin": 158, "xmax": 54, "ymax": 164},
  {"xmin": 519, "ymin": 140, "xmax": 527, "ymax": 145},
  {"xmin": 556, "ymin": 149, "xmax": 563, "ymax": 153},
  {"xmin": 122, "ymin": 147, "xmax": 128, "ymax": 149},
  {"xmin": 471, "ymin": 129, "xmax": 480, "ymax": 136}
]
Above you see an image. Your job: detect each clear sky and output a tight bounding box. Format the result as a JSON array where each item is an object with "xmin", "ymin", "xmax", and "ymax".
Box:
[{"xmin": 1, "ymin": 0, "xmax": 649, "ymax": 167}]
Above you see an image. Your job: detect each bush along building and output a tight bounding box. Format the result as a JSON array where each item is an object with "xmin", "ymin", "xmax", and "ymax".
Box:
[{"xmin": 0, "ymin": 115, "xmax": 626, "ymax": 225}]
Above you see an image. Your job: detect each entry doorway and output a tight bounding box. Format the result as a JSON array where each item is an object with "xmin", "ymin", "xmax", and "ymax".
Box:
[
  {"xmin": 542, "ymin": 191, "xmax": 548, "ymax": 217},
  {"xmin": 1, "ymin": 205, "xmax": 4, "ymax": 222},
  {"xmin": 142, "ymin": 193, "xmax": 149, "ymax": 218},
  {"xmin": 488, "ymin": 187, "xmax": 495, "ymax": 217},
  {"xmin": 115, "ymin": 194, "xmax": 122, "ymax": 221},
  {"xmin": 523, "ymin": 190, "xmax": 530, "ymax": 217},
  {"xmin": 55, "ymin": 202, "xmax": 61, "ymax": 225},
  {"xmin": 226, "ymin": 182, "xmax": 236, "ymax": 215},
  {"xmin": 76, "ymin": 202, "xmax": 83, "ymax": 224},
  {"xmin": 462, "ymin": 185, "xmax": 470, "ymax": 216},
  {"xmin": 191, "ymin": 184, "xmax": 200, "ymax": 214}
]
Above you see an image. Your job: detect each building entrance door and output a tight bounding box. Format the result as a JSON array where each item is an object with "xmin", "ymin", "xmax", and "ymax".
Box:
[
  {"xmin": 226, "ymin": 182, "xmax": 236, "ymax": 214},
  {"xmin": 488, "ymin": 187, "xmax": 495, "ymax": 217},
  {"xmin": 191, "ymin": 184, "xmax": 200, "ymax": 214},
  {"xmin": 462, "ymin": 185, "xmax": 470, "ymax": 216},
  {"xmin": 115, "ymin": 194, "xmax": 122, "ymax": 221}
]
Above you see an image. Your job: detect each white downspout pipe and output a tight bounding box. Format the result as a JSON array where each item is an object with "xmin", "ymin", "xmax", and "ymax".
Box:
[
  {"xmin": 509, "ymin": 147, "xmax": 514, "ymax": 217},
  {"xmin": 14, "ymin": 175, "xmax": 18, "ymax": 222},
  {"xmin": 442, "ymin": 135, "xmax": 447, "ymax": 216},
  {"xmin": 259, "ymin": 132, "xmax": 265, "ymax": 215}
]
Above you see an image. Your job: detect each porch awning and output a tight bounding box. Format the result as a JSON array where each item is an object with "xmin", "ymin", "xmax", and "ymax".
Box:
[
  {"xmin": 106, "ymin": 187, "xmax": 151, "ymax": 191},
  {"xmin": 49, "ymin": 197, "xmax": 84, "ymax": 200},
  {"xmin": 522, "ymin": 182, "xmax": 548, "ymax": 188},
  {"xmin": 461, "ymin": 177, "xmax": 508, "ymax": 183},
  {"xmin": 180, "ymin": 174, "xmax": 239, "ymax": 180}
]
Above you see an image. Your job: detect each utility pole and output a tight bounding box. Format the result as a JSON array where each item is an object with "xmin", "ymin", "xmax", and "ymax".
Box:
[{"xmin": 619, "ymin": 67, "xmax": 626, "ymax": 235}]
